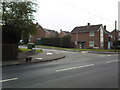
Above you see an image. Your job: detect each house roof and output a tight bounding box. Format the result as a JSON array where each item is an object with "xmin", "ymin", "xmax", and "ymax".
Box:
[
  {"xmin": 104, "ymin": 30, "xmax": 111, "ymax": 35},
  {"xmin": 63, "ymin": 31, "xmax": 70, "ymax": 34},
  {"xmin": 71, "ymin": 24, "xmax": 102, "ymax": 33},
  {"xmin": 44, "ymin": 28, "xmax": 58, "ymax": 35},
  {"xmin": 111, "ymin": 29, "xmax": 120, "ymax": 33}
]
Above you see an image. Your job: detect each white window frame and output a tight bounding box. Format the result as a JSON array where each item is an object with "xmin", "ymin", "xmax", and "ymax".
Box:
[
  {"xmin": 89, "ymin": 32, "xmax": 94, "ymax": 36},
  {"xmin": 89, "ymin": 41, "xmax": 94, "ymax": 47}
]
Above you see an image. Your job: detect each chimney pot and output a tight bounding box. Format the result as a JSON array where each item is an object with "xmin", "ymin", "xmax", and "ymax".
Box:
[
  {"xmin": 87, "ymin": 23, "xmax": 90, "ymax": 26},
  {"xmin": 104, "ymin": 25, "xmax": 106, "ymax": 30}
]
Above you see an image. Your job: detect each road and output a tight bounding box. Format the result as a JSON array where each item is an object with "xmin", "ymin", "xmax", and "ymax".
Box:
[{"xmin": 2, "ymin": 49, "xmax": 120, "ymax": 88}]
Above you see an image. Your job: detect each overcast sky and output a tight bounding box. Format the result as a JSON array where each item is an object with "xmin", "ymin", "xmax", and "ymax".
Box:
[{"xmin": 34, "ymin": 0, "xmax": 119, "ymax": 32}]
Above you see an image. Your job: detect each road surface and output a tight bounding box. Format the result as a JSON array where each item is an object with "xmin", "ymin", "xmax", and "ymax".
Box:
[{"xmin": 2, "ymin": 49, "xmax": 120, "ymax": 88}]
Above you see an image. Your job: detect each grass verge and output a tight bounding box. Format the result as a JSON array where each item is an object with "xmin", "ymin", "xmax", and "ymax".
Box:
[
  {"xmin": 36, "ymin": 45, "xmax": 120, "ymax": 52},
  {"xmin": 18, "ymin": 48, "xmax": 43, "ymax": 53}
]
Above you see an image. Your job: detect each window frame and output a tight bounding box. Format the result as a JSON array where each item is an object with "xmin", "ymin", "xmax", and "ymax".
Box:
[
  {"xmin": 89, "ymin": 32, "xmax": 94, "ymax": 36},
  {"xmin": 89, "ymin": 41, "xmax": 94, "ymax": 47}
]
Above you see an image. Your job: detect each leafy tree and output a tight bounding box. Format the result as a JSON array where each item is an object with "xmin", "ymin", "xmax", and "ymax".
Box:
[
  {"xmin": 2, "ymin": 1, "xmax": 38, "ymax": 43},
  {"xmin": 2, "ymin": 1, "xmax": 38, "ymax": 60}
]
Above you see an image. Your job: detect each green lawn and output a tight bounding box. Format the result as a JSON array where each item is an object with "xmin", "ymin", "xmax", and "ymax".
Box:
[
  {"xmin": 35, "ymin": 45, "xmax": 120, "ymax": 52},
  {"xmin": 18, "ymin": 48, "xmax": 31, "ymax": 52},
  {"xmin": 72, "ymin": 48, "xmax": 120, "ymax": 52},
  {"xmin": 18, "ymin": 48, "xmax": 43, "ymax": 53}
]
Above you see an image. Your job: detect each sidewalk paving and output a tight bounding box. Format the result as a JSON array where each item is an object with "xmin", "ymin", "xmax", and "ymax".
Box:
[{"xmin": 2, "ymin": 51, "xmax": 65, "ymax": 67}]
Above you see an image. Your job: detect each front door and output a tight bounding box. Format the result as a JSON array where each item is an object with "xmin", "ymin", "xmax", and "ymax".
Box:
[{"xmin": 79, "ymin": 43, "xmax": 85, "ymax": 49}]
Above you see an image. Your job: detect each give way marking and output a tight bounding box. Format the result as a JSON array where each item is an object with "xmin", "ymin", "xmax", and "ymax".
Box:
[{"xmin": 0, "ymin": 78, "xmax": 18, "ymax": 83}]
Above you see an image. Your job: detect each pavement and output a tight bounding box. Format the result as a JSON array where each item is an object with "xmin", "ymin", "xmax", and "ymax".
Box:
[{"xmin": 2, "ymin": 51, "xmax": 65, "ymax": 67}]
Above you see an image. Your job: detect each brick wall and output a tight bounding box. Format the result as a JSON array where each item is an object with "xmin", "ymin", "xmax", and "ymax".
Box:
[{"xmin": 71, "ymin": 31, "xmax": 100, "ymax": 48}]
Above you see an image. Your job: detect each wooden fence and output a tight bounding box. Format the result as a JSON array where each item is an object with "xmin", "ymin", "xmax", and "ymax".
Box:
[{"xmin": 2, "ymin": 44, "xmax": 18, "ymax": 61}]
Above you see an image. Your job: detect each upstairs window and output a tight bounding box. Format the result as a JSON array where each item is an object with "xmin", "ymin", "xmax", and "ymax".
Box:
[{"xmin": 89, "ymin": 32, "xmax": 94, "ymax": 36}]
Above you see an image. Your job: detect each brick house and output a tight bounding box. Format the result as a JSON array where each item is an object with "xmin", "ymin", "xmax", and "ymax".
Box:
[
  {"xmin": 30, "ymin": 25, "xmax": 58, "ymax": 43},
  {"xmin": 103, "ymin": 26, "xmax": 111, "ymax": 49},
  {"xmin": 110, "ymin": 29, "xmax": 120, "ymax": 47},
  {"xmin": 44, "ymin": 28, "xmax": 58, "ymax": 38},
  {"xmin": 59, "ymin": 30, "xmax": 70, "ymax": 38},
  {"xmin": 71, "ymin": 23, "xmax": 111, "ymax": 49},
  {"xmin": 111, "ymin": 29, "xmax": 120, "ymax": 41}
]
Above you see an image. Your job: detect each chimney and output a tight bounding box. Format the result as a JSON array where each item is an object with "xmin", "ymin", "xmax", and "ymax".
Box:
[
  {"xmin": 104, "ymin": 25, "xmax": 106, "ymax": 30},
  {"xmin": 115, "ymin": 21, "xmax": 117, "ymax": 30},
  {"xmin": 87, "ymin": 23, "xmax": 90, "ymax": 26},
  {"xmin": 60, "ymin": 29, "xmax": 62, "ymax": 32}
]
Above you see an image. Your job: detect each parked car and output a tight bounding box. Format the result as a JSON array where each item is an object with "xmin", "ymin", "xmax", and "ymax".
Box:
[{"xmin": 19, "ymin": 40, "xmax": 24, "ymax": 45}]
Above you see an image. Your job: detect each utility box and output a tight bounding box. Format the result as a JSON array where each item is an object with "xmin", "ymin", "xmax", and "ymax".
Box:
[{"xmin": 28, "ymin": 43, "xmax": 35, "ymax": 49}]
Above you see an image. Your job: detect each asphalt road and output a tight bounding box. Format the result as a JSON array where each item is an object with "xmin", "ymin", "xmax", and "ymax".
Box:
[{"xmin": 2, "ymin": 49, "xmax": 120, "ymax": 88}]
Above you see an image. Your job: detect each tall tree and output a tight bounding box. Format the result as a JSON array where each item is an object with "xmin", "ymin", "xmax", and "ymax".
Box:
[
  {"xmin": 2, "ymin": 1, "xmax": 38, "ymax": 60},
  {"xmin": 2, "ymin": 1, "xmax": 38, "ymax": 43}
]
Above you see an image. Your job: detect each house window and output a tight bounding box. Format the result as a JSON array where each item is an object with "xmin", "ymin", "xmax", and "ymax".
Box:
[
  {"xmin": 89, "ymin": 32, "xmax": 94, "ymax": 36},
  {"xmin": 89, "ymin": 41, "xmax": 94, "ymax": 47}
]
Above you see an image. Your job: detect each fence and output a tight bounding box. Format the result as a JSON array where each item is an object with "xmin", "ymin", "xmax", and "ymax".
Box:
[{"xmin": 2, "ymin": 43, "xmax": 18, "ymax": 61}]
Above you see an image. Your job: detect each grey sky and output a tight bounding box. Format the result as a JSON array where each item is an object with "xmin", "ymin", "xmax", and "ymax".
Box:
[{"xmin": 35, "ymin": 0, "xmax": 119, "ymax": 32}]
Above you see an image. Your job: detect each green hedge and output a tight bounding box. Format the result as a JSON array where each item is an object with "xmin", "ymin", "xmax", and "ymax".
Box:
[
  {"xmin": 41, "ymin": 38, "xmax": 61, "ymax": 47},
  {"xmin": 36, "ymin": 36, "xmax": 72, "ymax": 48},
  {"xmin": 61, "ymin": 35, "xmax": 72, "ymax": 48}
]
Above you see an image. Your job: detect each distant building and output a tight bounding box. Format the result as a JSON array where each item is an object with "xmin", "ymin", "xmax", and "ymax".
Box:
[
  {"xmin": 71, "ymin": 23, "xmax": 111, "ymax": 49},
  {"xmin": 59, "ymin": 30, "xmax": 70, "ymax": 38},
  {"xmin": 44, "ymin": 28, "xmax": 58, "ymax": 38},
  {"xmin": 30, "ymin": 25, "xmax": 58, "ymax": 43},
  {"xmin": 110, "ymin": 29, "xmax": 120, "ymax": 48},
  {"xmin": 111, "ymin": 29, "xmax": 120, "ymax": 41}
]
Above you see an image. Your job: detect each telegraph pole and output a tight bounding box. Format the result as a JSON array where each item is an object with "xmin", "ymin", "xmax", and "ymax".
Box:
[{"xmin": 114, "ymin": 21, "xmax": 117, "ymax": 52}]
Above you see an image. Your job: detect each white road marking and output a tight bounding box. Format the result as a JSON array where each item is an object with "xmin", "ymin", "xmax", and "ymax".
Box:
[
  {"xmin": 0, "ymin": 78, "xmax": 18, "ymax": 82},
  {"xmin": 81, "ymin": 51, "xmax": 88, "ymax": 53},
  {"xmin": 52, "ymin": 61, "xmax": 56, "ymax": 62},
  {"xmin": 105, "ymin": 60, "xmax": 120, "ymax": 63},
  {"xmin": 35, "ymin": 58, "xmax": 43, "ymax": 60},
  {"xmin": 105, "ymin": 61, "xmax": 112, "ymax": 63},
  {"xmin": 56, "ymin": 64, "xmax": 95, "ymax": 72},
  {"xmin": 46, "ymin": 52, "xmax": 53, "ymax": 55},
  {"xmin": 100, "ymin": 55, "xmax": 111, "ymax": 57}
]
